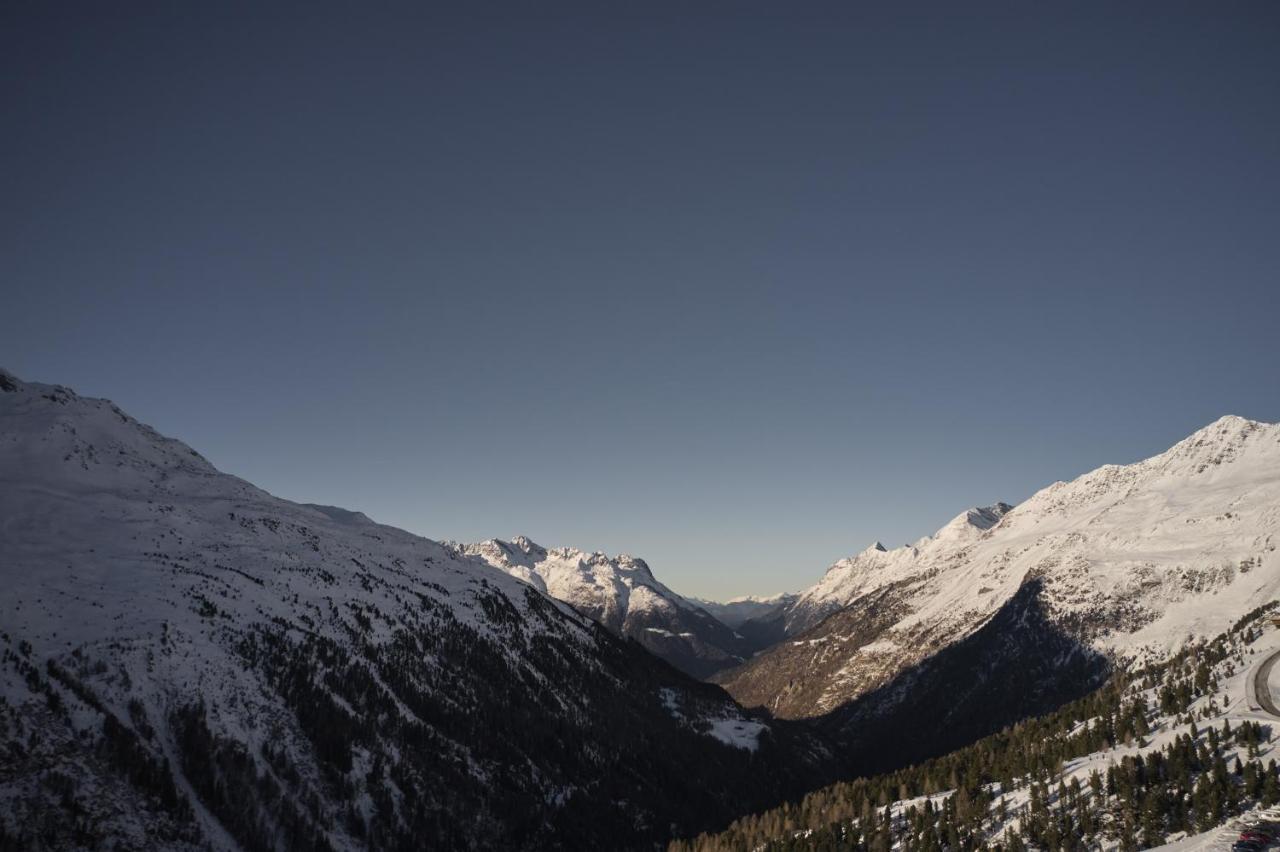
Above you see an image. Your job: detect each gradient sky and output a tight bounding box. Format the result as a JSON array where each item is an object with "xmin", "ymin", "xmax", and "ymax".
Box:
[{"xmin": 5, "ymin": 2, "xmax": 1280, "ymax": 599}]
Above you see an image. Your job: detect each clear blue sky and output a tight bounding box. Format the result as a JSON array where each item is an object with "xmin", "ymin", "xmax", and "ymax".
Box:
[{"xmin": 5, "ymin": 2, "xmax": 1279, "ymax": 599}]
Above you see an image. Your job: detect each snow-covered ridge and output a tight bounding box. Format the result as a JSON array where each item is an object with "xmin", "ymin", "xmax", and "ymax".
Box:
[
  {"xmin": 449, "ymin": 536, "xmax": 684, "ymax": 632},
  {"xmin": 720, "ymin": 415, "xmax": 1280, "ymax": 720},
  {"xmin": 785, "ymin": 502, "xmax": 1015, "ymax": 635},
  {"xmin": 448, "ymin": 536, "xmax": 756, "ymax": 677}
]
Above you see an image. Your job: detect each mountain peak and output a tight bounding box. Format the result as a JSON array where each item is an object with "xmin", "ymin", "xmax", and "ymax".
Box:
[
  {"xmin": 966, "ymin": 502, "xmax": 1013, "ymax": 529},
  {"xmin": 1152, "ymin": 414, "xmax": 1274, "ymax": 475},
  {"xmin": 1180, "ymin": 414, "xmax": 1263, "ymax": 445},
  {"xmin": 863, "ymin": 541, "xmax": 888, "ymax": 555},
  {"xmin": 510, "ymin": 534, "xmax": 541, "ymax": 552},
  {"xmin": 925, "ymin": 503, "xmax": 1012, "ymax": 547},
  {"xmin": 1207, "ymin": 413, "xmax": 1256, "ymax": 428}
]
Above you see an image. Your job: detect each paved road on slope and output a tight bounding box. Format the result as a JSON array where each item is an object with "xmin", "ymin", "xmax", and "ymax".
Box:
[{"xmin": 1254, "ymin": 647, "xmax": 1280, "ymax": 718}]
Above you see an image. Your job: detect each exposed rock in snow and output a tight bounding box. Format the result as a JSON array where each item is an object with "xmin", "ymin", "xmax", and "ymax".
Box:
[
  {"xmin": 0, "ymin": 370, "xmax": 835, "ymax": 851},
  {"xmin": 450, "ymin": 537, "xmax": 755, "ymax": 677},
  {"xmin": 776, "ymin": 502, "xmax": 1015, "ymax": 638},
  {"xmin": 718, "ymin": 417, "xmax": 1280, "ymax": 727}
]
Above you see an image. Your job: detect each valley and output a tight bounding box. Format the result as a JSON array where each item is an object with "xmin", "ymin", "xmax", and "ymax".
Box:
[{"xmin": 2, "ymin": 368, "xmax": 1278, "ymax": 851}]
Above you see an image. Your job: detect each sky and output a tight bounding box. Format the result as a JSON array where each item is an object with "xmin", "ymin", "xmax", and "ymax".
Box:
[{"xmin": 4, "ymin": 2, "xmax": 1280, "ymax": 599}]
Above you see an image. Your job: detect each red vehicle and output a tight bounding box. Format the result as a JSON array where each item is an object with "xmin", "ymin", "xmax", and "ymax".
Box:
[{"xmin": 1240, "ymin": 831, "xmax": 1271, "ymax": 844}]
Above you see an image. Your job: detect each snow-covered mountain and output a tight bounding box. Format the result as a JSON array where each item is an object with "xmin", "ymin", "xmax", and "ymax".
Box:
[
  {"xmin": 717, "ymin": 416, "xmax": 1280, "ymax": 737},
  {"xmin": 449, "ymin": 537, "xmax": 754, "ymax": 677},
  {"xmin": 681, "ymin": 602, "xmax": 1280, "ymax": 852},
  {"xmin": 0, "ymin": 370, "xmax": 835, "ymax": 851},
  {"xmin": 687, "ymin": 594, "xmax": 799, "ymax": 630},
  {"xmin": 723, "ymin": 506, "xmax": 1016, "ymax": 649},
  {"xmin": 781, "ymin": 503, "xmax": 1014, "ymax": 637}
]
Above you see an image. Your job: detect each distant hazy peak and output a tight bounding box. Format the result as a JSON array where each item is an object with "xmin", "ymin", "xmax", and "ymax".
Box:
[{"xmin": 724, "ymin": 592, "xmax": 799, "ymax": 605}]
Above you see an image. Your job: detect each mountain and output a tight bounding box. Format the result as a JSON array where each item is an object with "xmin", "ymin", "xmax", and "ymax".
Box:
[
  {"xmin": 716, "ymin": 415, "xmax": 1280, "ymax": 768},
  {"xmin": 677, "ymin": 602, "xmax": 1280, "ymax": 851},
  {"xmin": 722, "ymin": 508, "xmax": 1015, "ymax": 653},
  {"xmin": 686, "ymin": 594, "xmax": 798, "ymax": 630},
  {"xmin": 782, "ymin": 503, "xmax": 1014, "ymax": 638},
  {"xmin": 686, "ymin": 594, "xmax": 800, "ymax": 654},
  {"xmin": 449, "ymin": 537, "xmax": 755, "ymax": 678},
  {"xmin": 0, "ymin": 370, "xmax": 836, "ymax": 851}
]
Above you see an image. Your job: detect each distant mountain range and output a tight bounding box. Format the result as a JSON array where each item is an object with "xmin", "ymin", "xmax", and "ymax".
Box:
[
  {"xmin": 448, "ymin": 536, "xmax": 759, "ymax": 677},
  {"xmin": 686, "ymin": 593, "xmax": 798, "ymax": 629}
]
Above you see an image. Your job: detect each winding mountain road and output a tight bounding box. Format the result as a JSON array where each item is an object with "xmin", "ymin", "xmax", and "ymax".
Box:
[{"xmin": 1253, "ymin": 647, "xmax": 1280, "ymax": 718}]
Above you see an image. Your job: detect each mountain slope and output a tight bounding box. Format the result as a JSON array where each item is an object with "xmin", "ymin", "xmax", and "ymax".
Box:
[
  {"xmin": 781, "ymin": 503, "xmax": 1014, "ymax": 638},
  {"xmin": 450, "ymin": 537, "xmax": 755, "ymax": 677},
  {"xmin": 717, "ymin": 416, "xmax": 1280, "ymax": 740},
  {"xmin": 0, "ymin": 370, "xmax": 835, "ymax": 851},
  {"xmin": 678, "ymin": 603, "xmax": 1280, "ymax": 851}
]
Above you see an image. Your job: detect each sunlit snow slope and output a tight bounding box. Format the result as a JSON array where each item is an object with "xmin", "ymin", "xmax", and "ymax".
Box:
[{"xmin": 720, "ymin": 416, "xmax": 1280, "ymax": 726}]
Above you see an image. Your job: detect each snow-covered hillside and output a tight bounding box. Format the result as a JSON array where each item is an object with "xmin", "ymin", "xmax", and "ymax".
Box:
[
  {"xmin": 719, "ymin": 416, "xmax": 1280, "ymax": 725},
  {"xmin": 780, "ymin": 503, "xmax": 1014, "ymax": 637},
  {"xmin": 449, "ymin": 537, "xmax": 753, "ymax": 677},
  {"xmin": 678, "ymin": 603, "xmax": 1280, "ymax": 851},
  {"xmin": 0, "ymin": 370, "xmax": 834, "ymax": 851}
]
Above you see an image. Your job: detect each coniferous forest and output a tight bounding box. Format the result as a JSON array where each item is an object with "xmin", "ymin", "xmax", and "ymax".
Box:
[{"xmin": 672, "ymin": 606, "xmax": 1280, "ymax": 851}]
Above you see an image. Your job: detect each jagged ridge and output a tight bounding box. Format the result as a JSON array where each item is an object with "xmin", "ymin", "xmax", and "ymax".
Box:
[{"xmin": 451, "ymin": 536, "xmax": 756, "ymax": 677}]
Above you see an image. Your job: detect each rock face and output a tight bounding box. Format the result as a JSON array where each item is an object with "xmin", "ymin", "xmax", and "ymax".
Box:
[
  {"xmin": 451, "ymin": 537, "xmax": 755, "ymax": 677},
  {"xmin": 716, "ymin": 416, "xmax": 1280, "ymax": 746},
  {"xmin": 0, "ymin": 370, "xmax": 836, "ymax": 852}
]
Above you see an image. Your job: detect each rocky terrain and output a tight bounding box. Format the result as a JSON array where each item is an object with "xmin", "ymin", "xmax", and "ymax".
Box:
[{"xmin": 450, "ymin": 537, "xmax": 755, "ymax": 677}]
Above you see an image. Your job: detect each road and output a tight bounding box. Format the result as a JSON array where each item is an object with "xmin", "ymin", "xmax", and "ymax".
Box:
[{"xmin": 1254, "ymin": 647, "xmax": 1280, "ymax": 718}]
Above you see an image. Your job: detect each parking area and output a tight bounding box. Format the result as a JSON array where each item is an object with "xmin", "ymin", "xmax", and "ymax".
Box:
[{"xmin": 1219, "ymin": 810, "xmax": 1280, "ymax": 850}]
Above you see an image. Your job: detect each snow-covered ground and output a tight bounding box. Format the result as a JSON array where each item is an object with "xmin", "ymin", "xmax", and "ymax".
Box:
[
  {"xmin": 0, "ymin": 369, "xmax": 816, "ymax": 850},
  {"xmin": 722, "ymin": 415, "xmax": 1280, "ymax": 719},
  {"xmin": 658, "ymin": 687, "xmax": 768, "ymax": 752},
  {"xmin": 1155, "ymin": 808, "xmax": 1280, "ymax": 851},
  {"xmin": 778, "ymin": 619, "xmax": 1280, "ymax": 851}
]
